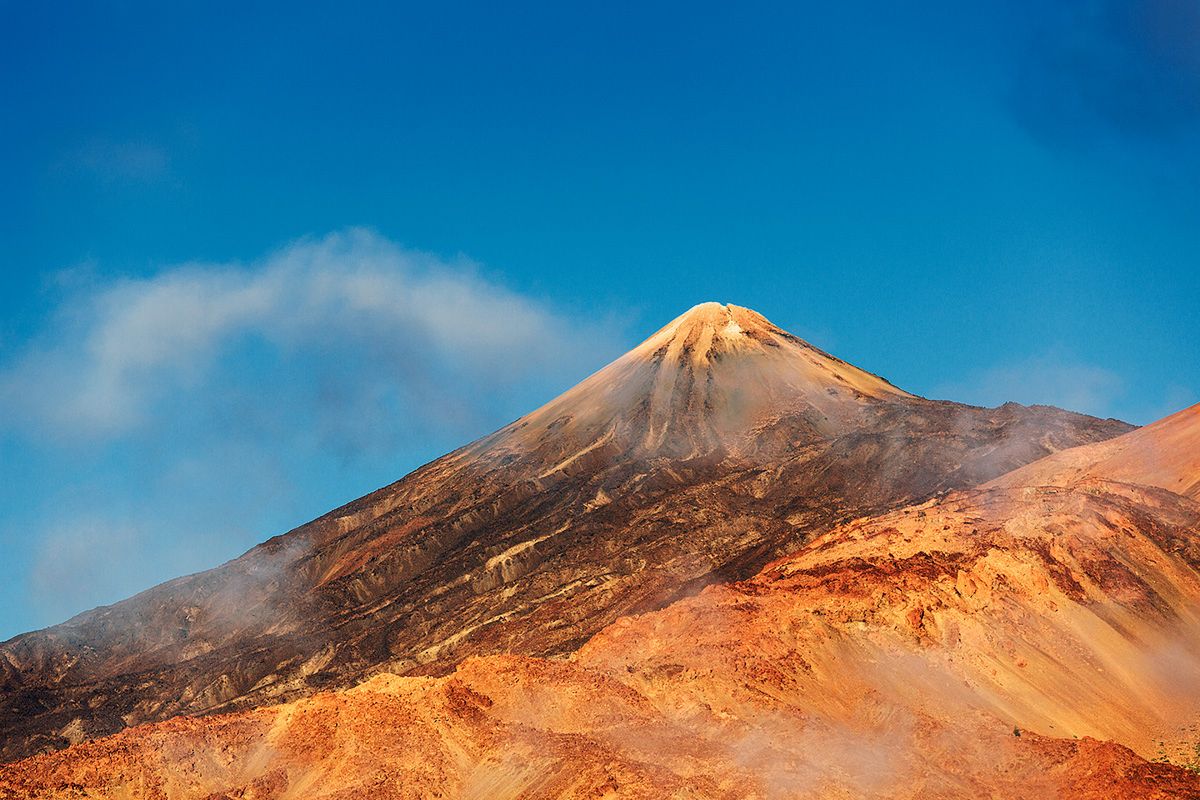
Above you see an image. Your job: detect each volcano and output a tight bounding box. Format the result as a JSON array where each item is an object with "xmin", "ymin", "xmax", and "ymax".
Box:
[
  {"xmin": 0, "ymin": 303, "xmax": 1130, "ymax": 763},
  {"xmin": 2, "ymin": 353, "xmax": 1198, "ymax": 798}
]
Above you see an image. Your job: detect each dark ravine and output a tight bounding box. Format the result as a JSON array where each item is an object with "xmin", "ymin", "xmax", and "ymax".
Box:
[{"xmin": 0, "ymin": 303, "xmax": 1132, "ymax": 762}]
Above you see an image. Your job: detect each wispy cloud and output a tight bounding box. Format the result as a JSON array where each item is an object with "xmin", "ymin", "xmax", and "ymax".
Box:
[
  {"xmin": 933, "ymin": 350, "xmax": 1198, "ymax": 425},
  {"xmin": 932, "ymin": 350, "xmax": 1126, "ymax": 420},
  {"xmin": 0, "ymin": 228, "xmax": 619, "ymax": 444}
]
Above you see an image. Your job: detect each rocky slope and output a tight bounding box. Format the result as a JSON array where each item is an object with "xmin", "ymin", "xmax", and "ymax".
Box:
[
  {"xmin": 988, "ymin": 402, "xmax": 1200, "ymax": 499},
  {"xmin": 2, "ymin": 404, "xmax": 1197, "ymax": 799},
  {"xmin": 0, "ymin": 303, "xmax": 1131, "ymax": 762},
  {"xmin": 1, "ymin": 658, "xmax": 1195, "ymax": 800}
]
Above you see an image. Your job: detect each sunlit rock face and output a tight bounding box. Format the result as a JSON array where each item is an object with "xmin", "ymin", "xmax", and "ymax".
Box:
[
  {"xmin": 3, "ymin": 405, "xmax": 1199, "ymax": 798},
  {"xmin": 0, "ymin": 303, "xmax": 1131, "ymax": 763}
]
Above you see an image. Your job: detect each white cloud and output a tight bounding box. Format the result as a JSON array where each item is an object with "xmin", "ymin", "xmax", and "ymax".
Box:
[{"xmin": 0, "ymin": 228, "xmax": 619, "ymax": 442}]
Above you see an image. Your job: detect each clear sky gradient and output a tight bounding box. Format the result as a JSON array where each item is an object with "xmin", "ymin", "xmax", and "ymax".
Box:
[{"xmin": 1, "ymin": 1, "xmax": 1197, "ymax": 639}]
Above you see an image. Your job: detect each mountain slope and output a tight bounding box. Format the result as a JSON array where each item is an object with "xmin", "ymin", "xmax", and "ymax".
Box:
[
  {"xmin": 0, "ymin": 303, "xmax": 1131, "ymax": 762},
  {"xmin": 988, "ymin": 402, "xmax": 1200, "ymax": 499},
  {"xmin": 3, "ymin": 402, "xmax": 1197, "ymax": 798}
]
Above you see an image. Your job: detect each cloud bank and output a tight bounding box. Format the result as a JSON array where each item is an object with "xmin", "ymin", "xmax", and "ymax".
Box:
[{"xmin": 0, "ymin": 228, "xmax": 615, "ymax": 444}]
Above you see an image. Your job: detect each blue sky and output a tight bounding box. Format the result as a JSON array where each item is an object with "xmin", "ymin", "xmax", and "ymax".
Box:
[{"xmin": 1, "ymin": 0, "xmax": 1197, "ymax": 639}]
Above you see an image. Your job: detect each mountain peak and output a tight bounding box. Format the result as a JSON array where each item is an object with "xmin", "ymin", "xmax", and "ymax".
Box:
[
  {"xmin": 479, "ymin": 302, "xmax": 914, "ymax": 461},
  {"xmin": 632, "ymin": 302, "xmax": 783, "ymax": 366},
  {"xmin": 624, "ymin": 301, "xmax": 911, "ymax": 401},
  {"xmin": 664, "ymin": 301, "xmax": 768, "ymax": 330}
]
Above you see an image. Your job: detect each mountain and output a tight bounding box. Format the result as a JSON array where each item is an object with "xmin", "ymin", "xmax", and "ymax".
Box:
[
  {"xmin": 0, "ymin": 303, "xmax": 1132, "ymax": 763},
  {"xmin": 1, "ymin": 406, "xmax": 1197, "ymax": 797},
  {"xmin": 988, "ymin": 402, "xmax": 1200, "ymax": 499}
]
